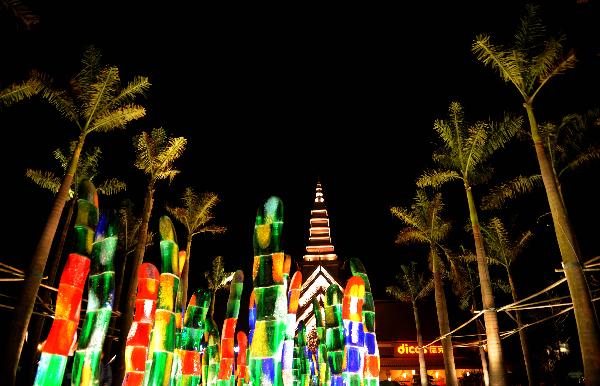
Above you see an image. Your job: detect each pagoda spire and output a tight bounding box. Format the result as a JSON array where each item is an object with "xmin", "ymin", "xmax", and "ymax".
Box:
[
  {"xmin": 304, "ymin": 180, "xmax": 337, "ymax": 262},
  {"xmin": 297, "ymin": 180, "xmax": 342, "ymax": 331}
]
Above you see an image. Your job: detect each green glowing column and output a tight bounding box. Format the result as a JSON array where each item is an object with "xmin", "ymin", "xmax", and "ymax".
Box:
[
  {"xmin": 202, "ymin": 318, "xmax": 220, "ymax": 386},
  {"xmin": 282, "ymin": 272, "xmax": 301, "ymax": 386},
  {"xmin": 177, "ymin": 288, "xmax": 210, "ymax": 386},
  {"xmin": 71, "ymin": 210, "xmax": 118, "ymax": 386},
  {"xmin": 324, "ymin": 284, "xmax": 343, "ymax": 386},
  {"xmin": 249, "ymin": 197, "xmax": 286, "ymax": 386},
  {"xmin": 145, "ymin": 216, "xmax": 182, "ymax": 386},
  {"xmin": 311, "ymin": 298, "xmax": 329, "ymax": 386}
]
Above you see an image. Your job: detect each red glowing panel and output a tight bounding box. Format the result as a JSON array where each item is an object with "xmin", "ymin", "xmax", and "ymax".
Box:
[
  {"xmin": 60, "ymin": 254, "xmax": 90, "ymax": 287},
  {"xmin": 181, "ymin": 351, "xmax": 201, "ymax": 374},
  {"xmin": 54, "ymin": 284, "xmax": 83, "ymax": 320},
  {"xmin": 43, "ymin": 319, "xmax": 78, "ymax": 355}
]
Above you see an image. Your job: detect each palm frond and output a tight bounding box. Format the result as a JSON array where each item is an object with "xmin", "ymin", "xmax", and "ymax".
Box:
[
  {"xmin": 0, "ymin": 73, "xmax": 43, "ymax": 107},
  {"xmin": 82, "ymin": 66, "xmax": 120, "ymax": 123},
  {"xmin": 529, "ymin": 39, "xmax": 563, "ymax": 86},
  {"xmin": 110, "ymin": 76, "xmax": 151, "ymax": 106},
  {"xmin": 559, "ymin": 146, "xmax": 600, "ymax": 177},
  {"xmin": 155, "ymin": 169, "xmax": 180, "ymax": 183},
  {"xmin": 76, "ymin": 146, "xmax": 102, "ymax": 178},
  {"xmin": 39, "ymin": 82, "xmax": 79, "ymax": 123},
  {"xmin": 472, "ymin": 34, "xmax": 526, "ymax": 96},
  {"xmin": 433, "ymin": 118, "xmax": 456, "ymax": 150},
  {"xmin": 25, "ymin": 169, "xmax": 61, "ymax": 193},
  {"xmin": 463, "ymin": 122, "xmax": 488, "ymax": 173},
  {"xmin": 416, "ymin": 277, "xmax": 435, "ymax": 301},
  {"xmin": 386, "ymin": 286, "xmax": 411, "ymax": 303},
  {"xmin": 482, "ymin": 175, "xmax": 543, "ymax": 210},
  {"xmin": 514, "ymin": 230, "xmax": 533, "ymax": 257},
  {"xmin": 394, "ymin": 228, "xmax": 428, "ymax": 245},
  {"xmin": 416, "ymin": 169, "xmax": 461, "ymax": 189},
  {"xmin": 134, "ymin": 131, "xmax": 156, "ymax": 172},
  {"xmin": 88, "ymin": 104, "xmax": 146, "ymax": 133},
  {"xmin": 432, "ymin": 151, "xmax": 457, "ymax": 169},
  {"xmin": 97, "ymin": 178, "xmax": 126, "ymax": 195},
  {"xmin": 390, "ymin": 206, "xmax": 421, "ymax": 229},
  {"xmin": 52, "ymin": 146, "xmax": 71, "ymax": 171},
  {"xmin": 493, "ymin": 279, "xmax": 511, "ymax": 294},
  {"xmin": 532, "ymin": 51, "xmax": 576, "ymax": 101},
  {"xmin": 483, "ymin": 113, "xmax": 523, "ymax": 158},
  {"xmin": 166, "ymin": 206, "xmax": 189, "ymax": 230},
  {"xmin": 514, "ymin": 4, "xmax": 546, "ymax": 52},
  {"xmin": 156, "ymin": 136, "xmax": 187, "ymax": 171},
  {"xmin": 74, "ymin": 46, "xmax": 103, "ymax": 89},
  {"xmin": 193, "ymin": 225, "xmax": 227, "ymax": 236}
]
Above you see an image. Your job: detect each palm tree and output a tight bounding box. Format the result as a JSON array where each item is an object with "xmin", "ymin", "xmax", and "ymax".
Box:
[
  {"xmin": 417, "ymin": 101, "xmax": 521, "ymax": 386},
  {"xmin": 118, "ymin": 127, "xmax": 186, "ymax": 379},
  {"xmin": 483, "ymin": 110, "xmax": 600, "ymax": 210},
  {"xmin": 481, "ymin": 217, "xmax": 535, "ymax": 385},
  {"xmin": 390, "ymin": 190, "xmax": 458, "ymax": 386},
  {"xmin": 449, "ymin": 254, "xmax": 491, "ymax": 386},
  {"xmin": 472, "ymin": 5, "xmax": 600, "ymax": 382},
  {"xmin": 387, "ymin": 262, "xmax": 434, "ymax": 386},
  {"xmin": 22, "ymin": 144, "xmax": 125, "ymax": 382},
  {"xmin": 1, "ymin": 46, "xmax": 149, "ymax": 384},
  {"xmin": 204, "ymin": 255, "xmax": 234, "ymax": 319},
  {"xmin": 167, "ymin": 188, "xmax": 226, "ymax": 306}
]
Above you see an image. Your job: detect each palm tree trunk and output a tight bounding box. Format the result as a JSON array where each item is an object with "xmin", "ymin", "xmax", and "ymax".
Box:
[
  {"xmin": 413, "ymin": 301, "xmax": 429, "ymax": 386},
  {"xmin": 525, "ymin": 103, "xmax": 600, "ymax": 384},
  {"xmin": 507, "ymin": 269, "xmax": 534, "ymax": 385},
  {"xmin": 21, "ymin": 196, "xmax": 77, "ymax": 383},
  {"xmin": 465, "ymin": 185, "xmax": 506, "ymax": 386},
  {"xmin": 476, "ymin": 319, "xmax": 490, "ymax": 386},
  {"xmin": 3, "ymin": 134, "xmax": 86, "ymax": 385},
  {"xmin": 432, "ymin": 250, "xmax": 458, "ymax": 386},
  {"xmin": 117, "ymin": 185, "xmax": 154, "ymax": 384},
  {"xmin": 180, "ymin": 238, "xmax": 193, "ymax": 307},
  {"xmin": 210, "ymin": 291, "xmax": 216, "ymax": 320}
]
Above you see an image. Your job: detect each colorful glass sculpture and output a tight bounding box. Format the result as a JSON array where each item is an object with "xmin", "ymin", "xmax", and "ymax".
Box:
[
  {"xmin": 177, "ymin": 288, "xmax": 210, "ymax": 386},
  {"xmin": 282, "ymin": 272, "xmax": 301, "ymax": 386},
  {"xmin": 312, "ymin": 298, "xmax": 329, "ymax": 386},
  {"xmin": 235, "ymin": 331, "xmax": 249, "ymax": 386},
  {"xmin": 324, "ymin": 284, "xmax": 344, "ymax": 386},
  {"xmin": 34, "ymin": 179, "xmax": 97, "ymax": 386},
  {"xmin": 71, "ymin": 211, "xmax": 118, "ymax": 386},
  {"xmin": 341, "ymin": 276, "xmax": 366, "ymax": 386},
  {"xmin": 145, "ymin": 216, "xmax": 182, "ymax": 386},
  {"xmin": 122, "ymin": 263, "xmax": 160, "ymax": 386},
  {"xmin": 249, "ymin": 196, "xmax": 286, "ymax": 386},
  {"xmin": 292, "ymin": 322, "xmax": 310, "ymax": 386},
  {"xmin": 350, "ymin": 258, "xmax": 380, "ymax": 386},
  {"xmin": 217, "ymin": 270, "xmax": 244, "ymax": 386},
  {"xmin": 202, "ymin": 318, "xmax": 220, "ymax": 386}
]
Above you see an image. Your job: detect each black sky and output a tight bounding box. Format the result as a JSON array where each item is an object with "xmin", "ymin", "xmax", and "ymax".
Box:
[{"xmin": 1, "ymin": 0, "xmax": 600, "ymax": 327}]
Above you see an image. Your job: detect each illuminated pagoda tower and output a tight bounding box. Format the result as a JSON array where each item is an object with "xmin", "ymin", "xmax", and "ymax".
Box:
[{"xmin": 297, "ymin": 180, "xmax": 342, "ymax": 332}]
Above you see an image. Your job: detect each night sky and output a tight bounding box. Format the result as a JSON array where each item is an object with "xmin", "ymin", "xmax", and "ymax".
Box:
[{"xmin": 1, "ymin": 0, "xmax": 600, "ymax": 338}]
